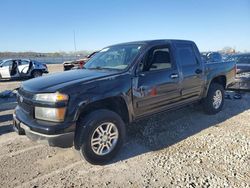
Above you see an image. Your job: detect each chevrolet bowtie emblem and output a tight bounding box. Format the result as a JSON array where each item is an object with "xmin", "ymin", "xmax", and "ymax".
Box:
[{"xmin": 20, "ymin": 96, "xmax": 24, "ymax": 103}]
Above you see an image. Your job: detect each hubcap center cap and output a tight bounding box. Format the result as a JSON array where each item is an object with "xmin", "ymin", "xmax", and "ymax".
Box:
[{"xmin": 102, "ymin": 135, "xmax": 108, "ymax": 142}]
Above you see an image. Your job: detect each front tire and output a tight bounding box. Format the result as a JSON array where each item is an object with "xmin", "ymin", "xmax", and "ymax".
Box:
[
  {"xmin": 76, "ymin": 109, "xmax": 126, "ymax": 165},
  {"xmin": 202, "ymin": 83, "xmax": 224, "ymax": 115}
]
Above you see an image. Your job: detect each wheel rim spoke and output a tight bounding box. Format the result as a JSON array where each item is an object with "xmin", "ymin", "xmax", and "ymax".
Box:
[
  {"xmin": 97, "ymin": 144, "xmax": 105, "ymax": 154},
  {"xmin": 91, "ymin": 138, "xmax": 100, "ymax": 147},
  {"xmin": 97, "ymin": 126, "xmax": 105, "ymax": 135},
  {"xmin": 106, "ymin": 141, "xmax": 112, "ymax": 149},
  {"xmin": 106, "ymin": 123, "xmax": 113, "ymax": 134},
  {"xmin": 110, "ymin": 132, "xmax": 118, "ymax": 140}
]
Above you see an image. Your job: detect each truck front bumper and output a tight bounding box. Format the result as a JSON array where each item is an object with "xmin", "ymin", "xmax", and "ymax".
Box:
[{"xmin": 13, "ymin": 109, "xmax": 75, "ymax": 148}]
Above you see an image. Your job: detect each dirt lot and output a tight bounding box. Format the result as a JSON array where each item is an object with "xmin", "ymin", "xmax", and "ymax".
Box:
[{"xmin": 0, "ymin": 65, "xmax": 249, "ymax": 187}]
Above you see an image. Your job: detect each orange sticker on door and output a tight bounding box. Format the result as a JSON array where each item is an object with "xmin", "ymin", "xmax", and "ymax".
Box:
[{"xmin": 150, "ymin": 87, "xmax": 157, "ymax": 96}]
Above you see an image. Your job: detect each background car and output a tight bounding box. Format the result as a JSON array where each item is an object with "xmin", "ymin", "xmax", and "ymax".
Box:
[
  {"xmin": 63, "ymin": 51, "xmax": 99, "ymax": 71},
  {"xmin": 0, "ymin": 59, "xmax": 48, "ymax": 80},
  {"xmin": 227, "ymin": 53, "xmax": 250, "ymax": 90},
  {"xmin": 229, "ymin": 53, "xmax": 250, "ymax": 73},
  {"xmin": 201, "ymin": 52, "xmax": 222, "ymax": 63}
]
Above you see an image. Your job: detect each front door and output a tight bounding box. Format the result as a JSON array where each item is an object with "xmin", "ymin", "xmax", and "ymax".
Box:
[
  {"xmin": 0, "ymin": 60, "xmax": 12, "ymax": 78},
  {"xmin": 132, "ymin": 45, "xmax": 181, "ymax": 117}
]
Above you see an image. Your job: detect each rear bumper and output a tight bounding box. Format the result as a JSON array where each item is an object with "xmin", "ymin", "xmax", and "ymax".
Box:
[
  {"xmin": 13, "ymin": 110, "xmax": 75, "ymax": 148},
  {"xmin": 42, "ymin": 69, "xmax": 49, "ymax": 74}
]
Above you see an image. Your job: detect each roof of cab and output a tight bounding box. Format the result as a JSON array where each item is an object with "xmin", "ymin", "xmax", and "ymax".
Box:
[{"xmin": 107, "ymin": 39, "xmax": 195, "ymax": 47}]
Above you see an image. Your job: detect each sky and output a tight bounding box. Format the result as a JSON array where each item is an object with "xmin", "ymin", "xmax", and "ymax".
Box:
[{"xmin": 0, "ymin": 0, "xmax": 250, "ymax": 52}]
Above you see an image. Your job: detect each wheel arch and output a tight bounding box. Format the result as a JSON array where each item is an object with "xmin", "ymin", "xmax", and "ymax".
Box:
[
  {"xmin": 31, "ymin": 69, "xmax": 43, "ymax": 77},
  {"xmin": 74, "ymin": 96, "xmax": 131, "ymax": 125},
  {"xmin": 204, "ymin": 75, "xmax": 227, "ymax": 97}
]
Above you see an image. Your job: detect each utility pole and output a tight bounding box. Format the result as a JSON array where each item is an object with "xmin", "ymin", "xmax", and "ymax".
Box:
[{"xmin": 74, "ymin": 30, "xmax": 77, "ymax": 60}]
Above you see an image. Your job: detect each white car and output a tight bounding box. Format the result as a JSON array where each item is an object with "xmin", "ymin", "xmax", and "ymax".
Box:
[{"xmin": 0, "ymin": 59, "xmax": 48, "ymax": 80}]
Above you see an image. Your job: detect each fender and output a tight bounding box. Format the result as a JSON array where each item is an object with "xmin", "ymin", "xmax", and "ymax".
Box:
[{"xmin": 73, "ymin": 93, "xmax": 133, "ymax": 123}]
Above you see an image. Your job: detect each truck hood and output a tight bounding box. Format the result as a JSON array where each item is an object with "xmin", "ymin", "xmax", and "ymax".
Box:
[{"xmin": 21, "ymin": 69, "xmax": 115, "ymax": 92}]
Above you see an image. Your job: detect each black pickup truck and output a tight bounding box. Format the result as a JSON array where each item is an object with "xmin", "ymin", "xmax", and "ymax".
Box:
[{"xmin": 13, "ymin": 40, "xmax": 235, "ymax": 164}]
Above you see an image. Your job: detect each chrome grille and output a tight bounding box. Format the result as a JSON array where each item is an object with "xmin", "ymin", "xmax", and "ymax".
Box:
[{"xmin": 17, "ymin": 88, "xmax": 34, "ymax": 115}]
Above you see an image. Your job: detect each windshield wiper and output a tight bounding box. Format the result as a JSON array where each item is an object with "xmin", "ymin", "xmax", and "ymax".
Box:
[{"xmin": 88, "ymin": 66, "xmax": 104, "ymax": 70}]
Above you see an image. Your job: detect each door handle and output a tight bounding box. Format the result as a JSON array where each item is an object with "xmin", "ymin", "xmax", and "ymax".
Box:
[
  {"xmin": 195, "ymin": 69, "xmax": 202, "ymax": 74},
  {"xmin": 170, "ymin": 73, "xmax": 179, "ymax": 79},
  {"xmin": 139, "ymin": 73, "xmax": 145, "ymax": 77}
]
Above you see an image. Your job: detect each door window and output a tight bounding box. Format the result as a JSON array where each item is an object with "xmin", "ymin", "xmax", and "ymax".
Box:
[
  {"xmin": 141, "ymin": 47, "xmax": 172, "ymax": 72},
  {"xmin": 2, "ymin": 60, "xmax": 12, "ymax": 67},
  {"xmin": 20, "ymin": 60, "xmax": 30, "ymax": 65},
  {"xmin": 177, "ymin": 44, "xmax": 197, "ymax": 66}
]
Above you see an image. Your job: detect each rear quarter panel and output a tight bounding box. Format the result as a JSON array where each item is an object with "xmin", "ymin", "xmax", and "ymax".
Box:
[{"xmin": 203, "ymin": 61, "xmax": 235, "ymax": 96}]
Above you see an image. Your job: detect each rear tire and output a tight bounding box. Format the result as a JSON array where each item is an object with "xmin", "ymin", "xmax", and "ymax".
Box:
[
  {"xmin": 32, "ymin": 70, "xmax": 42, "ymax": 78},
  {"xmin": 75, "ymin": 109, "xmax": 126, "ymax": 165},
  {"xmin": 202, "ymin": 83, "xmax": 224, "ymax": 114}
]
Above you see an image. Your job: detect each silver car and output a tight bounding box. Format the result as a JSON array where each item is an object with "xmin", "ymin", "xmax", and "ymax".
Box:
[{"xmin": 0, "ymin": 59, "xmax": 48, "ymax": 80}]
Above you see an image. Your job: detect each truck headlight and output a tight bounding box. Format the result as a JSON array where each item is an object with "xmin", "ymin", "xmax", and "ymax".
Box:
[
  {"xmin": 34, "ymin": 93, "xmax": 68, "ymax": 103},
  {"xmin": 35, "ymin": 107, "xmax": 66, "ymax": 122}
]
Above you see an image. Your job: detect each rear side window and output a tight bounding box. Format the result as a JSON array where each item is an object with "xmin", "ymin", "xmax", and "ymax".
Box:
[
  {"xmin": 20, "ymin": 60, "xmax": 30, "ymax": 65},
  {"xmin": 176, "ymin": 44, "xmax": 197, "ymax": 66}
]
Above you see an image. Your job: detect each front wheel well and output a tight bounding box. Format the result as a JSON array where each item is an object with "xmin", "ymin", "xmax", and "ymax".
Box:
[
  {"xmin": 31, "ymin": 69, "xmax": 42, "ymax": 74},
  {"xmin": 77, "ymin": 97, "xmax": 130, "ymax": 125}
]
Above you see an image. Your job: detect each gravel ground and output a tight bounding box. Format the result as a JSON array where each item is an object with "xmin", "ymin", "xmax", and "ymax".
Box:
[{"xmin": 0, "ymin": 65, "xmax": 249, "ymax": 187}]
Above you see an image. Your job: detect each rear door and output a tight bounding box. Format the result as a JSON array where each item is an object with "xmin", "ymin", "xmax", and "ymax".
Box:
[
  {"xmin": 18, "ymin": 60, "xmax": 30, "ymax": 75},
  {"xmin": 175, "ymin": 43, "xmax": 204, "ymax": 100},
  {"xmin": 132, "ymin": 44, "xmax": 181, "ymax": 117}
]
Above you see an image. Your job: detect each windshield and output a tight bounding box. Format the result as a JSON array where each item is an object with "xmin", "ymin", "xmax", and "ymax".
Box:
[{"xmin": 84, "ymin": 44, "xmax": 142, "ymax": 70}]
